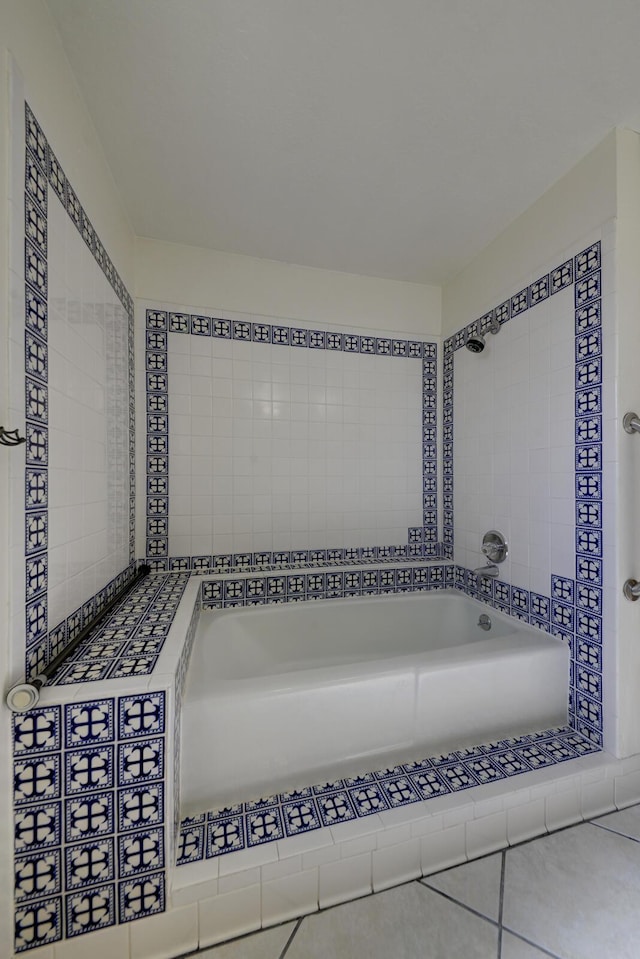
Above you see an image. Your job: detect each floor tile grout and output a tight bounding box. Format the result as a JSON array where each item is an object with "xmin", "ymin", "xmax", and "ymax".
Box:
[
  {"xmin": 501, "ymin": 924, "xmax": 566, "ymax": 959},
  {"xmin": 418, "ymin": 876, "xmax": 500, "ymax": 929},
  {"xmin": 497, "ymin": 850, "xmax": 506, "ymax": 959},
  {"xmin": 278, "ymin": 917, "xmax": 304, "ymax": 959}
]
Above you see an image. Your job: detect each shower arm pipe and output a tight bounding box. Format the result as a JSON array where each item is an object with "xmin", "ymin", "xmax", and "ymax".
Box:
[
  {"xmin": 623, "ymin": 412, "xmax": 640, "ymax": 434},
  {"xmin": 5, "ymin": 564, "xmax": 151, "ymax": 713}
]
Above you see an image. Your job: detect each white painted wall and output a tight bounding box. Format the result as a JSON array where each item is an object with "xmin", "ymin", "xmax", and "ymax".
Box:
[
  {"xmin": 135, "ymin": 237, "xmax": 441, "ymax": 337},
  {"xmin": 443, "ymin": 132, "xmax": 618, "ymax": 336},
  {"xmin": 0, "ymin": 3, "xmax": 134, "ymax": 955}
]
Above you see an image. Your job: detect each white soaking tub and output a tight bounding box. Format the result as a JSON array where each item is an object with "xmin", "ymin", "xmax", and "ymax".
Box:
[{"xmin": 180, "ymin": 589, "xmax": 569, "ymax": 813}]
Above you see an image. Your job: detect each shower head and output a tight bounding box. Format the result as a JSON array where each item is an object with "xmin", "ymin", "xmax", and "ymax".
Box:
[
  {"xmin": 465, "ymin": 316, "xmax": 501, "ymax": 353},
  {"xmin": 465, "ymin": 334, "xmax": 486, "ymax": 353}
]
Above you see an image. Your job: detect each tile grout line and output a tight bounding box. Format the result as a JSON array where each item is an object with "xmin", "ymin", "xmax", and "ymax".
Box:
[
  {"xmin": 278, "ymin": 917, "xmax": 304, "ymax": 959},
  {"xmin": 500, "ymin": 925, "xmax": 566, "ymax": 959},
  {"xmin": 496, "ymin": 850, "xmax": 506, "ymax": 959},
  {"xmin": 417, "ymin": 877, "xmax": 500, "ymax": 929},
  {"xmin": 588, "ymin": 820, "xmax": 640, "ymax": 843}
]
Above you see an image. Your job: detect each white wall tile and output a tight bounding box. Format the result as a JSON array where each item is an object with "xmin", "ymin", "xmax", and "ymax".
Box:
[
  {"xmin": 372, "ymin": 837, "xmax": 422, "ymax": 892},
  {"xmin": 129, "ymin": 903, "xmax": 198, "ymax": 959},
  {"xmin": 319, "ymin": 852, "xmax": 372, "ymax": 909},
  {"xmin": 199, "ymin": 885, "xmax": 262, "ymax": 949},
  {"xmin": 261, "ymin": 868, "xmax": 319, "ymax": 926}
]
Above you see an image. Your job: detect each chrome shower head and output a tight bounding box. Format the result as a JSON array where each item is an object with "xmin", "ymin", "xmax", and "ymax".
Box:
[
  {"xmin": 465, "ymin": 334, "xmax": 486, "ymax": 353},
  {"xmin": 465, "ymin": 316, "xmax": 501, "ymax": 353}
]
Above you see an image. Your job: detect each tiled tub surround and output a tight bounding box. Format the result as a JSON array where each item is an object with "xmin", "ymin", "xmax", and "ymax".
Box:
[
  {"xmin": 443, "ymin": 239, "xmax": 606, "ymax": 750},
  {"xmin": 10, "ymin": 101, "xmax": 136, "ymax": 684},
  {"xmin": 10, "ymin": 573, "xmax": 202, "ymax": 954},
  {"xmin": 11, "ymin": 567, "xmax": 634, "ymax": 958},
  {"xmin": 141, "ymin": 306, "xmax": 438, "ymax": 570}
]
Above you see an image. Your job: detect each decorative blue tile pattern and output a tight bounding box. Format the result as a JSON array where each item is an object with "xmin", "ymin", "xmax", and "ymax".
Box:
[
  {"xmin": 21, "ymin": 103, "xmax": 136, "ymax": 680},
  {"xmin": 177, "ymin": 724, "xmax": 598, "ymax": 867},
  {"xmin": 145, "ymin": 308, "xmax": 438, "ymax": 570},
  {"xmin": 199, "ymin": 563, "xmax": 454, "ymax": 609},
  {"xmin": 48, "ymin": 574, "xmax": 188, "ymax": 685},
  {"xmin": 12, "ymin": 690, "xmax": 167, "ymax": 950},
  {"xmin": 444, "ymin": 241, "xmax": 604, "ymax": 747}
]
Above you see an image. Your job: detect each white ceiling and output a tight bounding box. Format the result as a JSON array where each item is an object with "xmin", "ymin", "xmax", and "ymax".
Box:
[{"xmin": 46, "ymin": 0, "xmax": 640, "ymax": 285}]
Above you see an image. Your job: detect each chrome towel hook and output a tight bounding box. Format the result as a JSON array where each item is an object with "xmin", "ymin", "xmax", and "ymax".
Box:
[{"xmin": 0, "ymin": 426, "xmax": 26, "ymax": 447}]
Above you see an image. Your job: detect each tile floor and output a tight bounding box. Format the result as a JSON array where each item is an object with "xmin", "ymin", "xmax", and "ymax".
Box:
[{"xmin": 187, "ymin": 802, "xmax": 640, "ymax": 959}]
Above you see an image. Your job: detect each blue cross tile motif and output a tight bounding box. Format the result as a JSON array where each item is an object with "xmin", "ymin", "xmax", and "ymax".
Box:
[
  {"xmin": 118, "ymin": 739, "xmax": 164, "ymax": 785},
  {"xmin": 65, "ymin": 747, "xmax": 114, "ymax": 793},
  {"xmin": 14, "ymin": 897, "xmax": 62, "ymax": 952},
  {"xmin": 348, "ymin": 783, "xmax": 389, "ymax": 816},
  {"xmin": 118, "ymin": 871, "xmax": 165, "ymax": 922},
  {"xmin": 64, "ymin": 839, "xmax": 115, "ymax": 890},
  {"xmin": 409, "ymin": 769, "xmax": 448, "ymax": 800},
  {"xmin": 246, "ymin": 808, "xmax": 284, "ymax": 846},
  {"xmin": 437, "ymin": 764, "xmax": 478, "ymax": 791},
  {"xmin": 65, "ymin": 791, "xmax": 114, "ymax": 843},
  {"xmin": 177, "ymin": 825, "xmax": 205, "ymax": 865},
  {"xmin": 118, "ymin": 828, "xmax": 165, "ymax": 877},
  {"xmin": 316, "ymin": 792, "xmax": 357, "ymax": 826},
  {"xmin": 282, "ymin": 799, "xmax": 321, "ymax": 836},
  {"xmin": 206, "ymin": 816, "xmax": 245, "ymax": 857},
  {"xmin": 380, "ymin": 777, "xmax": 421, "ymax": 806},
  {"xmin": 13, "ymin": 707, "xmax": 60, "ymax": 754},
  {"xmin": 65, "ymin": 700, "xmax": 114, "ymax": 747},
  {"xmin": 66, "ymin": 883, "xmax": 116, "ymax": 937},
  {"xmin": 14, "ymin": 756, "xmax": 61, "ymax": 805},
  {"xmin": 118, "ymin": 693, "xmax": 165, "ymax": 739},
  {"xmin": 15, "ymin": 801, "xmax": 61, "ymax": 852},
  {"xmin": 14, "ymin": 849, "xmax": 62, "ymax": 901},
  {"xmin": 118, "ymin": 784, "xmax": 164, "ymax": 833}
]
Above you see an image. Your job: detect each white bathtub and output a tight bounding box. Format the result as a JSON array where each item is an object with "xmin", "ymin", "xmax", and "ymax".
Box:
[{"xmin": 180, "ymin": 589, "xmax": 569, "ymax": 813}]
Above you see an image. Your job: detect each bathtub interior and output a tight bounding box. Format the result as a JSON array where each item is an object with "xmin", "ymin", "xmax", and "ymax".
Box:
[{"xmin": 179, "ymin": 590, "xmax": 571, "ymax": 814}]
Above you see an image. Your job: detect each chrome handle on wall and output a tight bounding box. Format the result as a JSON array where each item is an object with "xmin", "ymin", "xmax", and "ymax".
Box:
[
  {"xmin": 623, "ymin": 579, "xmax": 640, "ymax": 602},
  {"xmin": 623, "ymin": 412, "xmax": 640, "ymax": 434}
]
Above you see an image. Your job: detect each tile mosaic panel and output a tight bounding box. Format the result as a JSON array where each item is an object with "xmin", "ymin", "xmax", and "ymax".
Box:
[
  {"xmin": 145, "ymin": 308, "xmax": 439, "ymax": 571},
  {"xmin": 12, "ymin": 691, "xmax": 166, "ymax": 951},
  {"xmin": 20, "ymin": 102, "xmax": 136, "ymax": 679},
  {"xmin": 47, "ymin": 573, "xmax": 189, "ymax": 686},
  {"xmin": 443, "ymin": 241, "xmax": 604, "ymax": 747},
  {"xmin": 176, "ymin": 725, "xmax": 599, "ymax": 866}
]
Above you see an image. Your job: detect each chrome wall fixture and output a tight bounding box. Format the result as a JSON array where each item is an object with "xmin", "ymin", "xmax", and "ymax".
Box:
[
  {"xmin": 474, "ymin": 529, "xmax": 508, "ymax": 578},
  {"xmin": 623, "ymin": 411, "xmax": 640, "ymax": 435},
  {"xmin": 623, "ymin": 412, "xmax": 640, "ymax": 598},
  {"xmin": 465, "ymin": 316, "xmax": 501, "ymax": 353},
  {"xmin": 0, "ymin": 426, "xmax": 26, "ymax": 447}
]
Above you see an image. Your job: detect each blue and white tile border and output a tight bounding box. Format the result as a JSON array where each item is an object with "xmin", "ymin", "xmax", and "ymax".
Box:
[
  {"xmin": 21, "ymin": 103, "xmax": 136, "ymax": 680},
  {"xmin": 176, "ymin": 724, "xmax": 599, "ymax": 866},
  {"xmin": 144, "ymin": 309, "xmax": 439, "ymax": 571},
  {"xmin": 443, "ymin": 241, "xmax": 604, "ymax": 748}
]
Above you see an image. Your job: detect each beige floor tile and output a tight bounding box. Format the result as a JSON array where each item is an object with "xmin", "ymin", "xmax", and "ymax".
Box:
[
  {"xmin": 422, "ymin": 852, "xmax": 502, "ymax": 921},
  {"xmin": 285, "ymin": 881, "xmax": 498, "ymax": 959},
  {"xmin": 503, "ymin": 822, "xmax": 640, "ymax": 959},
  {"xmin": 196, "ymin": 921, "xmax": 296, "ymax": 959},
  {"xmin": 501, "ymin": 931, "xmax": 557, "ymax": 958},
  {"xmin": 591, "ymin": 801, "xmax": 640, "ymax": 841}
]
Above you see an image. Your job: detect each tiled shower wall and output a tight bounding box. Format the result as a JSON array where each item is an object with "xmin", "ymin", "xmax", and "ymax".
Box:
[
  {"xmin": 7, "ymin": 96, "xmax": 135, "ymax": 682},
  {"xmin": 137, "ymin": 303, "xmax": 439, "ymax": 570},
  {"xmin": 444, "ymin": 233, "xmax": 611, "ymax": 749}
]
